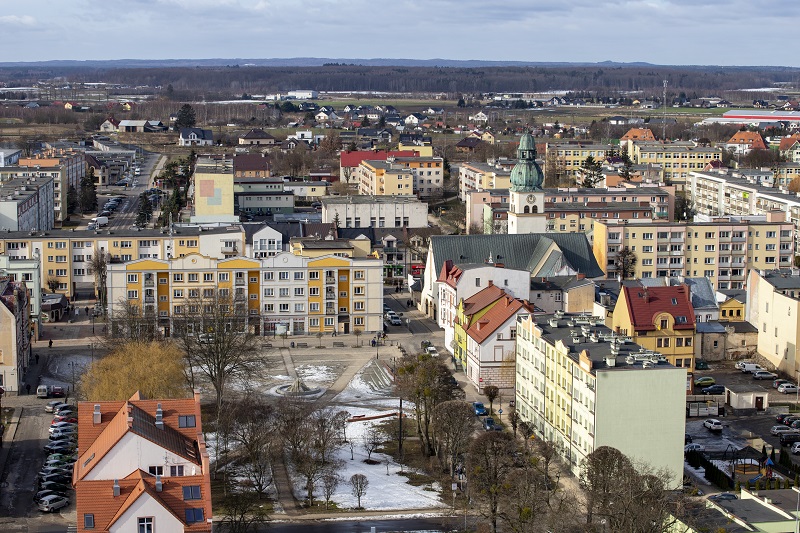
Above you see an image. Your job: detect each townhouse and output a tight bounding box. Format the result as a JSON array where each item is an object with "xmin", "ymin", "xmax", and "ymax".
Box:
[
  {"xmin": 515, "ymin": 311, "xmax": 686, "ymax": 485},
  {"xmin": 74, "ymin": 392, "xmax": 212, "ymax": 532},
  {"xmin": 592, "ymin": 215, "xmax": 795, "ymax": 290},
  {"xmin": 107, "ymin": 250, "xmax": 383, "ymax": 337},
  {"xmin": 0, "ymin": 277, "xmax": 31, "ymax": 394},
  {"xmin": 0, "ymin": 225, "xmax": 246, "ymax": 300}
]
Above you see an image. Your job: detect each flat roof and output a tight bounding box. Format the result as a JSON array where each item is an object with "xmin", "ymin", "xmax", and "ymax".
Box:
[
  {"xmin": 321, "ymin": 195, "xmax": 423, "ymax": 205},
  {"xmin": 0, "ymin": 225, "xmax": 242, "ymax": 239}
]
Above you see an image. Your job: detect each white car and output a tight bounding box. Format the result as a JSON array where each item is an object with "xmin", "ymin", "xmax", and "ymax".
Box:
[
  {"xmin": 779, "ymin": 383, "xmax": 800, "ymax": 394},
  {"xmin": 48, "ymin": 422, "xmax": 76, "ymax": 434},
  {"xmin": 426, "ymin": 346, "xmax": 439, "ymax": 357},
  {"xmin": 792, "ymin": 442, "xmax": 800, "ymax": 455},
  {"xmin": 772, "ymin": 425, "xmax": 796, "ymax": 435},
  {"xmin": 703, "ymin": 419, "xmax": 723, "ymax": 431}
]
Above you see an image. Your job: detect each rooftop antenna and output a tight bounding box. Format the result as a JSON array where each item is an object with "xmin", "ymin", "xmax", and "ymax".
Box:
[{"xmin": 662, "ymin": 80, "xmax": 668, "ymax": 141}]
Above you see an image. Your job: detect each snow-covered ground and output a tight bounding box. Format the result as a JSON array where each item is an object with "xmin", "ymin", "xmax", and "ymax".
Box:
[{"xmin": 295, "ymin": 364, "xmax": 341, "ymax": 385}]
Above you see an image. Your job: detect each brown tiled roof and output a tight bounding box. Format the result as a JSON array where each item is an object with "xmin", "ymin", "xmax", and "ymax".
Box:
[
  {"xmin": 241, "ymin": 128, "xmax": 275, "ymax": 140},
  {"xmin": 727, "ymin": 131, "xmax": 767, "ymax": 150},
  {"xmin": 438, "ymin": 259, "xmax": 464, "ymax": 288},
  {"xmin": 779, "ymin": 134, "xmax": 800, "ymax": 151},
  {"xmin": 233, "ymin": 153, "xmax": 270, "ymax": 173},
  {"xmin": 76, "ymin": 470, "xmax": 212, "ymax": 532},
  {"xmin": 466, "ymin": 295, "xmax": 533, "ymax": 344},
  {"xmin": 622, "ymin": 285, "xmax": 696, "ymax": 332},
  {"xmin": 620, "ymin": 128, "xmax": 656, "ymax": 141},
  {"xmin": 462, "ymin": 283, "xmax": 505, "ymax": 319}
]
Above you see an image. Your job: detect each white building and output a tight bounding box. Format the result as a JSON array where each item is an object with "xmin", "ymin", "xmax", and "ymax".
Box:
[
  {"xmin": 0, "ymin": 149, "xmax": 22, "ymax": 167},
  {"xmin": 321, "ymin": 195, "xmax": 429, "ymax": 229},
  {"xmin": 515, "ymin": 312, "xmax": 686, "ymax": 486},
  {"xmin": 0, "ymin": 175, "xmax": 55, "ymax": 231},
  {"xmin": 288, "ymin": 90, "xmax": 319, "ymax": 100}
]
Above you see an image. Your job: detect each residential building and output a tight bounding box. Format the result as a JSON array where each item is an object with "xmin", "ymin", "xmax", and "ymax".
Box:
[
  {"xmin": 287, "ymin": 90, "xmax": 318, "ymax": 99},
  {"xmin": 421, "ymin": 233, "xmax": 603, "ymax": 321},
  {"xmin": 0, "ymin": 149, "xmax": 22, "ymax": 167},
  {"xmin": 390, "ymin": 156, "xmax": 444, "ymax": 198},
  {"xmin": 611, "ymin": 284, "xmax": 697, "ymax": 369},
  {"xmin": 107, "ymin": 251, "xmax": 383, "ymax": 337},
  {"xmin": 640, "ymin": 276, "xmax": 719, "ymax": 323},
  {"xmin": 19, "ymin": 149, "xmax": 85, "ymax": 225},
  {"xmin": 191, "ymin": 158, "xmax": 238, "ymax": 224},
  {"xmin": 725, "ymin": 131, "xmax": 767, "ymax": 155},
  {"xmin": 592, "ymin": 215, "xmax": 795, "ymax": 289},
  {"xmin": 178, "ymin": 128, "xmax": 214, "ymax": 147},
  {"xmin": 628, "ymin": 141, "xmax": 722, "ymax": 191},
  {"xmin": 544, "ymin": 142, "xmax": 615, "ymax": 180},
  {"xmin": 238, "ymin": 129, "xmax": 277, "ymax": 146},
  {"xmin": 695, "ymin": 320, "xmax": 758, "ymax": 362},
  {"xmin": 0, "ymin": 175, "xmax": 55, "ymax": 231},
  {"xmin": 339, "ymin": 150, "xmax": 419, "ymax": 183},
  {"xmin": 717, "ymin": 289, "xmax": 746, "ymax": 321},
  {"xmin": 233, "ymin": 178, "xmax": 293, "ymax": 216},
  {"xmin": 232, "ymin": 154, "xmax": 271, "ymax": 178},
  {"xmin": 321, "ymin": 195, "xmax": 428, "ymax": 229},
  {"xmin": 458, "ymin": 160, "xmax": 512, "ymax": 201},
  {"xmin": 746, "ymin": 268, "xmax": 800, "ymax": 373},
  {"xmin": 515, "ymin": 311, "xmax": 686, "ymax": 485},
  {"xmin": 0, "ymin": 225, "xmax": 246, "ymax": 299},
  {"xmin": 619, "ymin": 127, "xmax": 656, "ymax": 143},
  {"xmin": 0, "ymin": 255, "xmax": 42, "ymax": 337},
  {"xmin": 779, "ymin": 134, "xmax": 800, "ymax": 162},
  {"xmin": 74, "ymin": 391, "xmax": 212, "ymax": 533},
  {"xmin": 281, "ymin": 180, "xmax": 329, "ymax": 202},
  {"xmin": 357, "ymin": 160, "xmax": 414, "ymax": 197},
  {"xmin": 0, "ymin": 277, "xmax": 30, "ymax": 394},
  {"xmin": 466, "ymin": 189, "xmax": 509, "ymax": 234},
  {"xmin": 528, "ymin": 275, "xmax": 596, "ymax": 314}
]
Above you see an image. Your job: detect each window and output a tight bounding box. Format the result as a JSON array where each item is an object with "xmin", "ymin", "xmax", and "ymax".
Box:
[
  {"xmin": 294, "ymin": 271, "xmax": 304, "ymax": 280},
  {"xmin": 354, "ymin": 301, "xmax": 364, "ymax": 311},
  {"xmin": 309, "ymin": 271, "xmax": 320, "ymax": 280},
  {"xmin": 173, "ymin": 273, "xmax": 183, "ymax": 282},
  {"xmin": 179, "ymin": 415, "xmax": 196, "ymax": 428},
  {"xmin": 309, "ymin": 318, "xmax": 319, "ymax": 327},
  {"xmin": 279, "ymin": 271, "xmax": 289, "ymax": 280},
  {"xmin": 660, "ymin": 319, "xmax": 668, "ymax": 329},
  {"xmin": 279, "ymin": 303, "xmax": 289, "ymax": 312},
  {"xmin": 188, "ymin": 273, "xmax": 198, "ymax": 282},
  {"xmin": 279, "ymin": 288, "xmax": 289, "ymax": 297},
  {"xmin": 324, "ymin": 317, "xmax": 335, "ymax": 326},
  {"xmin": 127, "ymin": 274, "xmax": 139, "ymax": 283},
  {"xmin": 170, "ymin": 465, "xmax": 185, "ymax": 476},
  {"xmin": 219, "ymin": 273, "xmax": 230, "ymax": 282},
  {"xmin": 294, "ymin": 287, "xmax": 305, "ymax": 296},
  {"xmin": 203, "ymin": 273, "xmax": 214, "ymax": 282},
  {"xmin": 354, "ymin": 270, "xmax": 365, "ymax": 280},
  {"xmin": 127, "ymin": 290, "xmax": 138, "ymax": 300},
  {"xmin": 148, "ymin": 466, "xmax": 164, "ymax": 476},
  {"xmin": 186, "ymin": 509, "xmax": 205, "ymax": 523},
  {"xmin": 294, "ymin": 303, "xmax": 305, "ymax": 312},
  {"xmin": 138, "ymin": 518, "xmax": 153, "ymax": 533},
  {"xmin": 173, "ymin": 289, "xmax": 184, "ymax": 298},
  {"xmin": 183, "ymin": 485, "xmax": 202, "ymax": 500},
  {"xmin": 310, "ymin": 303, "xmax": 320, "ymax": 312},
  {"xmin": 84, "ymin": 514, "xmax": 95, "ymax": 529},
  {"xmin": 676, "ymin": 338, "xmax": 684, "ymax": 347},
  {"xmin": 309, "ymin": 287, "xmax": 319, "ymax": 296},
  {"xmin": 685, "ymin": 337, "xmax": 692, "ymax": 347}
]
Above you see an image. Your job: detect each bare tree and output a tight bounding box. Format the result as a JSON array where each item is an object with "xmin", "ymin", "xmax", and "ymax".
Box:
[
  {"xmin": 362, "ymin": 427, "xmax": 382, "ymax": 461},
  {"xmin": 218, "ymin": 490, "xmax": 269, "ymax": 533},
  {"xmin": 310, "ymin": 407, "xmax": 348, "ymax": 465},
  {"xmin": 173, "ymin": 293, "xmax": 262, "ymax": 412},
  {"xmin": 508, "ymin": 408, "xmax": 520, "ymax": 437},
  {"xmin": 277, "ymin": 396, "xmax": 313, "ymax": 459},
  {"xmin": 46, "ymin": 275, "xmax": 59, "ymax": 294},
  {"xmin": 432, "ymin": 400, "xmax": 475, "ymax": 477},
  {"xmin": 468, "ymin": 431, "xmax": 517, "ymax": 533},
  {"xmin": 519, "ymin": 421, "xmax": 535, "ymax": 449},
  {"xmin": 321, "ymin": 471, "xmax": 341, "ymax": 510},
  {"xmin": 108, "ymin": 298, "xmax": 161, "ymax": 347},
  {"xmin": 349, "ymin": 473, "xmax": 369, "ymax": 509},
  {"xmin": 229, "ymin": 395, "xmax": 277, "ymax": 498},
  {"xmin": 483, "ymin": 385, "xmax": 500, "ymax": 415}
]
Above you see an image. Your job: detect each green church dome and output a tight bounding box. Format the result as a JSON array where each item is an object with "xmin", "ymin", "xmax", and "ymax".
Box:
[{"xmin": 510, "ymin": 132, "xmax": 544, "ymax": 192}]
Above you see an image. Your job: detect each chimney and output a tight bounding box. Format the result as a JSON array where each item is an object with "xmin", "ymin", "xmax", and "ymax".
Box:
[
  {"xmin": 576, "ymin": 273, "xmax": 586, "ymax": 280},
  {"xmin": 155, "ymin": 474, "xmax": 163, "ymax": 492},
  {"xmin": 155, "ymin": 403, "xmax": 164, "ymax": 430},
  {"xmin": 487, "ymin": 280, "xmax": 493, "ymax": 287},
  {"xmin": 643, "ymin": 288, "xmax": 649, "ymax": 303},
  {"xmin": 113, "ymin": 479, "xmax": 120, "ymax": 497},
  {"xmin": 126, "ymin": 403, "xmax": 133, "ymax": 428},
  {"xmin": 93, "ymin": 404, "xmax": 102, "ymax": 425}
]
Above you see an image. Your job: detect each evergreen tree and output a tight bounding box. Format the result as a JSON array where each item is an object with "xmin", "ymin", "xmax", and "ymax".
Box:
[
  {"xmin": 175, "ymin": 104, "xmax": 197, "ymax": 129},
  {"xmin": 67, "ymin": 185, "xmax": 79, "ymax": 214},
  {"xmin": 79, "ymin": 167, "xmax": 98, "ymax": 214},
  {"xmin": 361, "ymin": 116, "xmax": 370, "ymax": 127},
  {"xmin": 136, "ymin": 194, "xmax": 153, "ymax": 227}
]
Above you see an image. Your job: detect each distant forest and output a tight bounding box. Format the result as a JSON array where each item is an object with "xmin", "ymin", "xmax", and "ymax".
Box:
[{"xmin": 1, "ymin": 64, "xmax": 800, "ymax": 98}]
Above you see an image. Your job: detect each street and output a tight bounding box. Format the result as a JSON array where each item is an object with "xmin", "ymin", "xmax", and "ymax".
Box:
[{"xmin": 105, "ymin": 149, "xmax": 162, "ymax": 230}]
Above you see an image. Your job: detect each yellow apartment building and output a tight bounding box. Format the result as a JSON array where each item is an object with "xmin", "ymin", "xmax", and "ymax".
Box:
[
  {"xmin": 356, "ymin": 160, "xmax": 414, "ymax": 197},
  {"xmin": 593, "ymin": 215, "xmax": 795, "ymax": 290},
  {"xmin": 628, "ymin": 142, "xmax": 722, "ymax": 191}
]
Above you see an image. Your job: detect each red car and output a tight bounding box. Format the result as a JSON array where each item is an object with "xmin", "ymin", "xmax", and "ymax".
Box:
[
  {"xmin": 51, "ymin": 415, "xmax": 77, "ymax": 424},
  {"xmin": 50, "ymin": 386, "xmax": 65, "ymax": 398}
]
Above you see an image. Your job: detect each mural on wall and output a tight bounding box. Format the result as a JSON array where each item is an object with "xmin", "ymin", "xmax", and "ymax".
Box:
[{"xmin": 199, "ymin": 180, "xmax": 222, "ymax": 206}]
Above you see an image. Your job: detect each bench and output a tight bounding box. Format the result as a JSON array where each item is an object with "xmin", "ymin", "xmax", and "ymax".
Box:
[
  {"xmin": 333, "ymin": 342, "xmax": 345, "ymax": 348},
  {"xmin": 295, "ymin": 342, "xmax": 309, "ymax": 348},
  {"xmin": 262, "ymin": 342, "xmax": 272, "ymax": 348}
]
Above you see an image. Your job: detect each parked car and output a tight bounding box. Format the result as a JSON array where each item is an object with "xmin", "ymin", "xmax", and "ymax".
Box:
[
  {"xmin": 777, "ymin": 413, "xmax": 792, "ymax": 423},
  {"xmin": 694, "ymin": 377, "xmax": 716, "ymax": 387},
  {"xmin": 741, "ymin": 363, "xmax": 765, "ymax": 373},
  {"xmin": 34, "ymin": 489, "xmax": 66, "ymax": 503},
  {"xmin": 784, "ymin": 416, "xmax": 800, "ymax": 426},
  {"xmin": 708, "ymin": 493, "xmax": 738, "ymax": 502},
  {"xmin": 387, "ymin": 315, "xmax": 402, "ymax": 326},
  {"xmin": 780, "ymin": 432, "xmax": 800, "ymax": 446},
  {"xmin": 43, "ymin": 443, "xmax": 76, "ymax": 455},
  {"xmin": 38, "ymin": 473, "xmax": 72, "ymax": 486},
  {"xmin": 483, "ymin": 417, "xmax": 496, "ymax": 431},
  {"xmin": 779, "ymin": 383, "xmax": 800, "ymax": 394},
  {"xmin": 37, "ymin": 494, "xmax": 69, "ymax": 512},
  {"xmin": 792, "ymin": 442, "xmax": 800, "ymax": 455},
  {"xmin": 426, "ymin": 346, "xmax": 439, "ymax": 357},
  {"xmin": 43, "ymin": 458, "xmax": 75, "ymax": 469},
  {"xmin": 772, "ymin": 425, "xmax": 796, "ymax": 435},
  {"xmin": 702, "ymin": 385, "xmax": 725, "ymax": 395},
  {"xmin": 754, "ymin": 370, "xmax": 778, "ymax": 380},
  {"xmin": 49, "ymin": 427, "xmax": 77, "ymax": 440},
  {"xmin": 473, "ymin": 402, "xmax": 487, "ymax": 416},
  {"xmin": 38, "ymin": 481, "xmax": 69, "ymax": 494},
  {"xmin": 51, "ymin": 415, "xmax": 77, "ymax": 424},
  {"xmin": 45, "ymin": 401, "xmax": 68, "ymax": 413},
  {"xmin": 703, "ymin": 419, "xmax": 723, "ymax": 431},
  {"xmin": 735, "ymin": 360, "xmax": 752, "ymax": 370},
  {"xmin": 695, "ymin": 360, "xmax": 709, "ymax": 370},
  {"xmin": 684, "ymin": 443, "xmax": 705, "ymax": 453},
  {"xmin": 38, "ymin": 467, "xmax": 72, "ymax": 478},
  {"xmin": 774, "ymin": 379, "xmax": 791, "ymax": 389},
  {"xmin": 48, "ymin": 422, "xmax": 76, "ymax": 434},
  {"xmin": 50, "ymin": 386, "xmax": 65, "ymax": 398},
  {"xmin": 46, "ymin": 453, "xmax": 76, "ymax": 463}
]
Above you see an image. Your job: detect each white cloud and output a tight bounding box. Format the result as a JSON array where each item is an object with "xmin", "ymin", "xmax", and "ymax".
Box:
[{"xmin": 0, "ymin": 15, "xmax": 36, "ymax": 25}]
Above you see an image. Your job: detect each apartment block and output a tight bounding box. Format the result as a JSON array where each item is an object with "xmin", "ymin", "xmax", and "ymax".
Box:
[
  {"xmin": 391, "ymin": 156, "xmax": 444, "ymax": 198},
  {"xmin": 458, "ymin": 160, "xmax": 512, "ymax": 201},
  {"xmin": 107, "ymin": 251, "xmax": 383, "ymax": 337},
  {"xmin": 0, "ymin": 175, "xmax": 55, "ymax": 231},
  {"xmin": 746, "ymin": 269, "xmax": 800, "ymax": 374},
  {"xmin": 515, "ymin": 311, "xmax": 686, "ymax": 485},
  {"xmin": 0, "ymin": 255, "xmax": 42, "ymax": 337},
  {"xmin": 0, "ymin": 277, "xmax": 31, "ymax": 394},
  {"xmin": 544, "ymin": 142, "xmax": 615, "ymax": 180},
  {"xmin": 0, "ymin": 226, "xmax": 246, "ymax": 299},
  {"xmin": 191, "ymin": 158, "xmax": 237, "ymax": 224},
  {"xmin": 593, "ymin": 216, "xmax": 795, "ymax": 289},
  {"xmin": 628, "ymin": 141, "xmax": 722, "ymax": 191},
  {"xmin": 74, "ymin": 392, "xmax": 212, "ymax": 533},
  {"xmin": 19, "ymin": 149, "xmax": 85, "ymax": 225},
  {"xmin": 357, "ymin": 160, "xmax": 414, "ymax": 197}
]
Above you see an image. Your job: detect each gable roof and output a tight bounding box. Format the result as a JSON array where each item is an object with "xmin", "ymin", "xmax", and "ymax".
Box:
[
  {"xmin": 779, "ymin": 134, "xmax": 800, "ymax": 151},
  {"xmin": 467, "ymin": 294, "xmax": 533, "ymax": 344},
  {"xmin": 76, "ymin": 470, "xmax": 211, "ymax": 532},
  {"xmin": 180, "ymin": 128, "xmax": 213, "ymax": 141},
  {"xmin": 240, "ymin": 128, "xmax": 275, "ymax": 140},
  {"xmin": 232, "ymin": 153, "xmax": 270, "ymax": 173},
  {"xmin": 621, "ymin": 285, "xmax": 696, "ymax": 332},
  {"xmin": 462, "ymin": 283, "xmax": 506, "ymax": 317},
  {"xmin": 456, "ymin": 137, "xmax": 484, "ymax": 148},
  {"xmin": 727, "ymin": 131, "xmax": 767, "ymax": 149},
  {"xmin": 639, "ymin": 276, "xmax": 718, "ymax": 310}
]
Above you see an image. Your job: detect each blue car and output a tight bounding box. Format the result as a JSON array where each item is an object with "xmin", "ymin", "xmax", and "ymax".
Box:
[{"xmin": 473, "ymin": 402, "xmax": 487, "ymax": 416}]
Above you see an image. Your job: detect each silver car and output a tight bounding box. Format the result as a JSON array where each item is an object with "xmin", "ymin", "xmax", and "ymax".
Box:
[{"xmin": 37, "ymin": 494, "xmax": 69, "ymax": 512}]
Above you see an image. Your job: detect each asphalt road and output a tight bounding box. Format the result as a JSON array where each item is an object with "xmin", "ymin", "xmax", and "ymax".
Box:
[
  {"xmin": 102, "ymin": 149, "xmax": 160, "ymax": 230},
  {"xmin": 266, "ymin": 516, "xmax": 471, "ymax": 533}
]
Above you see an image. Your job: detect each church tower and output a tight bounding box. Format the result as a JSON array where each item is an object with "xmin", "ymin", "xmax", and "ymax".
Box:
[{"xmin": 507, "ymin": 132, "xmax": 547, "ymax": 234}]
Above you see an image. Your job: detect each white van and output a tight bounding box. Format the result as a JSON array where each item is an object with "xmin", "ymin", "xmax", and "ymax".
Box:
[
  {"xmin": 37, "ymin": 385, "xmax": 50, "ymax": 398},
  {"xmin": 741, "ymin": 363, "xmax": 764, "ymax": 373},
  {"xmin": 91, "ymin": 216, "xmax": 109, "ymax": 227}
]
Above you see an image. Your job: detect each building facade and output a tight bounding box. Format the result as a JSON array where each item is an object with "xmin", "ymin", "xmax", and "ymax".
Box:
[
  {"xmin": 321, "ymin": 195, "xmax": 428, "ymax": 229},
  {"xmin": 0, "ymin": 277, "xmax": 31, "ymax": 394}
]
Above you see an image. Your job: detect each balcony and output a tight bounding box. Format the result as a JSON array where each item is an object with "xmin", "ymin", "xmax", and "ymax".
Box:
[
  {"xmin": 325, "ymin": 292, "xmax": 336, "ymax": 300},
  {"xmin": 325, "ymin": 276, "xmax": 336, "ymax": 285},
  {"xmin": 235, "ymin": 278, "xmax": 246, "ymax": 286},
  {"xmin": 221, "ymin": 244, "xmax": 240, "ymax": 254},
  {"xmin": 144, "ymin": 296, "xmax": 155, "ymax": 303},
  {"xmin": 144, "ymin": 279, "xmax": 154, "ymax": 287}
]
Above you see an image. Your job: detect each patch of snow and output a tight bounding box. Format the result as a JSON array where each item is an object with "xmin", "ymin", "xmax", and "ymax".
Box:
[{"xmin": 295, "ymin": 364, "xmax": 340, "ymax": 384}]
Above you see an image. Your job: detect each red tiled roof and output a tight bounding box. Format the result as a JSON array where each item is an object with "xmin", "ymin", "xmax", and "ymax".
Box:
[
  {"xmin": 438, "ymin": 259, "xmax": 464, "ymax": 288},
  {"xmin": 727, "ymin": 131, "xmax": 767, "ymax": 150},
  {"xmin": 620, "ymin": 128, "xmax": 656, "ymax": 141},
  {"xmin": 780, "ymin": 134, "xmax": 800, "ymax": 151},
  {"xmin": 339, "ymin": 150, "xmax": 418, "ymax": 168},
  {"xmin": 466, "ymin": 295, "xmax": 533, "ymax": 344},
  {"xmin": 622, "ymin": 285, "xmax": 696, "ymax": 332},
  {"xmin": 461, "ymin": 283, "xmax": 505, "ymax": 322},
  {"xmin": 76, "ymin": 470, "xmax": 212, "ymax": 532}
]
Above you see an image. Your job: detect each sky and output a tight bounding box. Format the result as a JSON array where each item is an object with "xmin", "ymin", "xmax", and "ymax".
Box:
[{"xmin": 1, "ymin": 0, "xmax": 797, "ymax": 66}]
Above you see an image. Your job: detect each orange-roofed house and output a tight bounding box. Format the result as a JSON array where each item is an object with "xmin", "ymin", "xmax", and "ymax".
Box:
[
  {"xmin": 779, "ymin": 134, "xmax": 800, "ymax": 162},
  {"xmin": 611, "ymin": 285, "xmax": 696, "ymax": 370},
  {"xmin": 620, "ymin": 128, "xmax": 656, "ymax": 142},
  {"xmin": 463, "ymin": 292, "xmax": 534, "ymax": 392},
  {"xmin": 74, "ymin": 391, "xmax": 212, "ymax": 532},
  {"xmin": 725, "ymin": 131, "xmax": 767, "ymax": 155}
]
